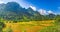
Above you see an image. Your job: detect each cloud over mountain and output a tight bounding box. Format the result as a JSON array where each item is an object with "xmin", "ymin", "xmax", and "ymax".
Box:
[
  {"xmin": 38, "ymin": 9, "xmax": 56, "ymax": 15},
  {"xmin": 29, "ymin": 6, "xmax": 36, "ymax": 11},
  {"xmin": 0, "ymin": 0, "xmax": 4, "ymax": 4},
  {"xmin": 38, "ymin": 9, "xmax": 47, "ymax": 15},
  {"xmin": 47, "ymin": 10, "xmax": 54, "ymax": 14}
]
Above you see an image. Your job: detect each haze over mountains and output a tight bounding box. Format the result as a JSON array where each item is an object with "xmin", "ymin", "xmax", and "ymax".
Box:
[{"xmin": 0, "ymin": 2, "xmax": 55, "ymax": 21}]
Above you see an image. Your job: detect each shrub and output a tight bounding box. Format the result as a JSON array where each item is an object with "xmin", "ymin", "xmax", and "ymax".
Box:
[
  {"xmin": 0, "ymin": 22, "xmax": 5, "ymax": 32},
  {"xmin": 38, "ymin": 26, "xmax": 58, "ymax": 32}
]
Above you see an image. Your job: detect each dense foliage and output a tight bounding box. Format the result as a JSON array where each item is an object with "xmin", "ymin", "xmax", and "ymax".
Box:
[
  {"xmin": 54, "ymin": 15, "xmax": 60, "ymax": 25},
  {"xmin": 0, "ymin": 22, "xmax": 5, "ymax": 32}
]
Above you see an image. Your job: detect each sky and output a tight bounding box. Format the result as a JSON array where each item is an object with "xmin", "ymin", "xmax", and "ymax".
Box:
[{"xmin": 0, "ymin": 0, "xmax": 60, "ymax": 15}]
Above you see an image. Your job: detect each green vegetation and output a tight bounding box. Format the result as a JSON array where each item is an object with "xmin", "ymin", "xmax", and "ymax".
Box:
[
  {"xmin": 0, "ymin": 2, "xmax": 60, "ymax": 32},
  {"xmin": 0, "ymin": 22, "xmax": 5, "ymax": 32},
  {"xmin": 3, "ymin": 27, "xmax": 13, "ymax": 32},
  {"xmin": 37, "ymin": 15, "xmax": 60, "ymax": 32},
  {"xmin": 54, "ymin": 15, "xmax": 60, "ymax": 32},
  {"xmin": 38, "ymin": 26, "xmax": 58, "ymax": 32},
  {"xmin": 55, "ymin": 15, "xmax": 60, "ymax": 25}
]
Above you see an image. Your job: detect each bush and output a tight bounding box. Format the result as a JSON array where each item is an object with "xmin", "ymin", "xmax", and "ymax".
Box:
[
  {"xmin": 55, "ymin": 17, "xmax": 60, "ymax": 25},
  {"xmin": 3, "ymin": 27, "xmax": 13, "ymax": 32},
  {"xmin": 38, "ymin": 26, "xmax": 58, "ymax": 32},
  {"xmin": 0, "ymin": 22, "xmax": 5, "ymax": 32}
]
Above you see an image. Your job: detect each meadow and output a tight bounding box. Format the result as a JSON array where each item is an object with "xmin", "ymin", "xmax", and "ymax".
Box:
[{"xmin": 2, "ymin": 20, "xmax": 58, "ymax": 32}]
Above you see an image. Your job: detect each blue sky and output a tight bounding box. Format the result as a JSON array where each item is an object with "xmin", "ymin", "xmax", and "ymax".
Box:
[
  {"xmin": 0, "ymin": 0, "xmax": 60, "ymax": 14},
  {"xmin": 24, "ymin": 0, "xmax": 60, "ymax": 14}
]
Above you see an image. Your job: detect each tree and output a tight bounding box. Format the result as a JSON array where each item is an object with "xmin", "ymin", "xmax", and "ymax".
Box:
[
  {"xmin": 0, "ymin": 22, "xmax": 5, "ymax": 32},
  {"xmin": 55, "ymin": 15, "xmax": 60, "ymax": 25}
]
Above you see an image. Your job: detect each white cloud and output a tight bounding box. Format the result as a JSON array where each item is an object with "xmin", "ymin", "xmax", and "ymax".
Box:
[
  {"xmin": 30, "ymin": 6, "xmax": 36, "ymax": 11},
  {"xmin": 38, "ymin": 9, "xmax": 56, "ymax": 15},
  {"xmin": 0, "ymin": 0, "xmax": 4, "ymax": 4},
  {"xmin": 38, "ymin": 9, "xmax": 47, "ymax": 15},
  {"xmin": 47, "ymin": 10, "xmax": 53, "ymax": 14}
]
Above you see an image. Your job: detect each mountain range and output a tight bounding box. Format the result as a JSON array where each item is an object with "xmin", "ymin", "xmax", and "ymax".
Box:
[{"xmin": 0, "ymin": 2, "xmax": 55, "ymax": 22}]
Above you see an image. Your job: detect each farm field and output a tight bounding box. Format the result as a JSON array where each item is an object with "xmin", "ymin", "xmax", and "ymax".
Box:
[{"xmin": 3, "ymin": 20, "xmax": 56, "ymax": 32}]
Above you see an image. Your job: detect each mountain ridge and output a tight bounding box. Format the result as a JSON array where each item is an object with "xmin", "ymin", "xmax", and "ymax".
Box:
[{"xmin": 0, "ymin": 2, "xmax": 55, "ymax": 22}]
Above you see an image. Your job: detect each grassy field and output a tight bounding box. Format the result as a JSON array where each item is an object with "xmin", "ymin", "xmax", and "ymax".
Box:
[{"xmin": 3, "ymin": 20, "xmax": 57, "ymax": 32}]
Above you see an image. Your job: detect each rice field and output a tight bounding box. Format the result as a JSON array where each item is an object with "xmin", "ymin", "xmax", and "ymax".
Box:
[{"xmin": 3, "ymin": 20, "xmax": 55, "ymax": 32}]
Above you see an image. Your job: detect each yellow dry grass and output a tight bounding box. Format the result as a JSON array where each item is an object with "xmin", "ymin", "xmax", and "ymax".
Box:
[{"xmin": 3, "ymin": 20, "xmax": 54, "ymax": 32}]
